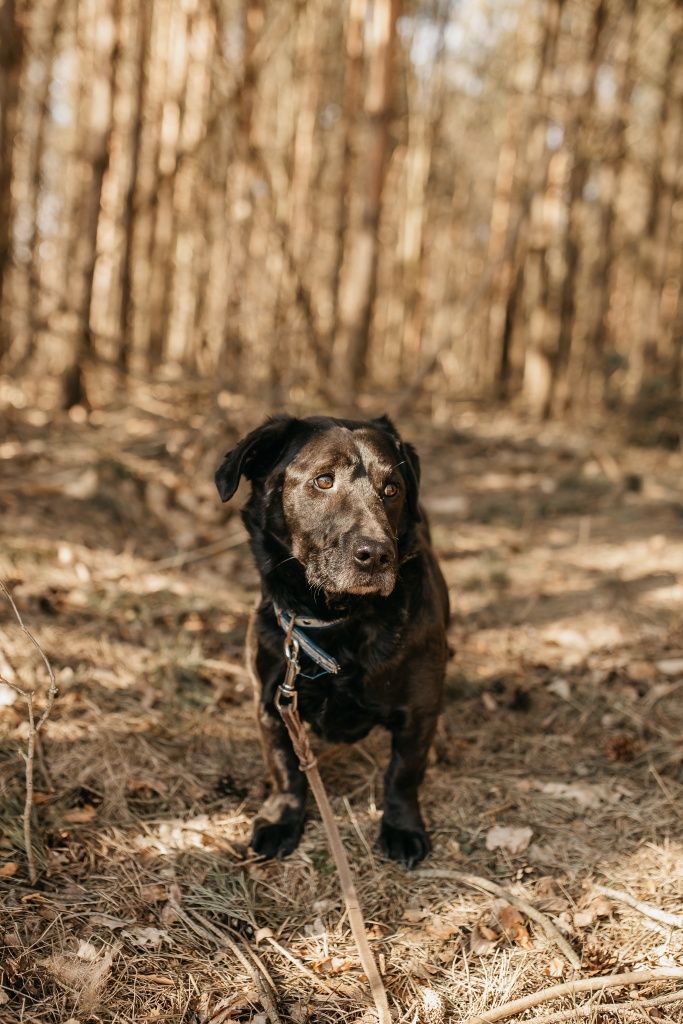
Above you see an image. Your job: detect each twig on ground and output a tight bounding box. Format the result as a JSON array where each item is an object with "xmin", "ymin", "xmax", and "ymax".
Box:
[
  {"xmin": 416, "ymin": 869, "xmax": 581, "ymax": 970},
  {"xmin": 594, "ymin": 883, "xmax": 683, "ymax": 929},
  {"xmin": 151, "ymin": 531, "xmax": 246, "ymax": 571},
  {"xmin": 168, "ymin": 895, "xmax": 283, "ymax": 1024},
  {"xmin": 510, "ymin": 988, "xmax": 683, "ymax": 1024},
  {"xmin": 463, "ymin": 968, "xmax": 683, "ymax": 1024},
  {"xmin": 0, "ymin": 579, "xmax": 59, "ymax": 884},
  {"xmin": 264, "ymin": 935, "xmax": 337, "ymax": 993}
]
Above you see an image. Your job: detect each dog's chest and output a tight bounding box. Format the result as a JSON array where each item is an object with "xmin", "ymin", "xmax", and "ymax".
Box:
[{"xmin": 297, "ymin": 671, "xmax": 393, "ymax": 743}]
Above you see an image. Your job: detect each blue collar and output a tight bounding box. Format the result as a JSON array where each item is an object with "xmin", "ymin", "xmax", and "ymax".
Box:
[{"xmin": 272, "ymin": 601, "xmax": 345, "ymax": 676}]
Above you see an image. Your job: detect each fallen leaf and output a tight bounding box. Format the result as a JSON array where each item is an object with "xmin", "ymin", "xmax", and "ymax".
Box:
[
  {"xmin": 0, "ymin": 862, "xmax": 18, "ymax": 877},
  {"xmin": 88, "ymin": 914, "xmax": 130, "ymax": 930},
  {"xmin": 32, "ymin": 791, "xmax": 54, "ymax": 805},
  {"xmin": 76, "ymin": 939, "xmax": 99, "ymax": 961},
  {"xmin": 138, "ymin": 974, "xmax": 175, "ymax": 985},
  {"xmin": 482, "ymin": 692, "xmax": 497, "ymax": 713},
  {"xmin": 591, "ymin": 895, "xmax": 612, "ymax": 918},
  {"xmin": 255, "ymin": 926, "xmax": 273, "ymax": 944},
  {"xmin": 121, "ymin": 926, "xmax": 170, "ymax": 949},
  {"xmin": 628, "ymin": 661, "xmax": 657, "ymax": 682},
  {"xmin": 528, "ymin": 844, "xmax": 557, "ymax": 866},
  {"xmin": 62, "ymin": 468, "xmax": 98, "ymax": 500},
  {"xmin": 535, "ymin": 781, "xmax": 604, "ymax": 809},
  {"xmin": 495, "ymin": 905, "xmax": 533, "ymax": 948},
  {"xmin": 544, "ymin": 956, "xmax": 567, "ymax": 978},
  {"xmin": 486, "ymin": 824, "xmax": 533, "ymax": 855},
  {"xmin": 402, "ymin": 907, "xmax": 428, "ymax": 924},
  {"xmin": 573, "ymin": 909, "xmax": 595, "ymax": 929},
  {"xmin": 469, "ymin": 922, "xmax": 498, "ymax": 955},
  {"xmin": 329, "ymin": 956, "xmax": 354, "ymax": 974},
  {"xmin": 547, "ymin": 678, "xmax": 571, "ymax": 700},
  {"xmin": 425, "ymin": 914, "xmax": 459, "ymax": 941},
  {"xmin": 574, "ymin": 895, "xmax": 612, "ymax": 929},
  {"xmin": 0, "ymin": 682, "xmax": 17, "ymax": 707},
  {"xmin": 140, "ymin": 883, "xmax": 167, "ymax": 903},
  {"xmin": 656, "ymin": 657, "xmax": 683, "ymax": 677},
  {"xmin": 42, "ymin": 941, "xmax": 117, "ymax": 1012},
  {"xmin": 126, "ymin": 777, "xmax": 168, "ymax": 797},
  {"xmin": 63, "ymin": 805, "xmax": 97, "ymax": 824}
]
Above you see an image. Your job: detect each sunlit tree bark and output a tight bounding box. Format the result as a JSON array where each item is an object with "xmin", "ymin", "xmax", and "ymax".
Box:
[
  {"xmin": 0, "ymin": 0, "xmax": 23, "ymax": 361},
  {"xmin": 337, "ymin": 0, "xmax": 400, "ymax": 399}
]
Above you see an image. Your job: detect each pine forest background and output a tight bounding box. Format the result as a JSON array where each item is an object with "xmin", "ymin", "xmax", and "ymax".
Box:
[{"xmin": 1, "ymin": 0, "xmax": 682, "ymax": 431}]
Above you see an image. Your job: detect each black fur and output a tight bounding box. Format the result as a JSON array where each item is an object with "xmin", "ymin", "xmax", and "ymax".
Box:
[{"xmin": 216, "ymin": 414, "xmax": 449, "ymax": 867}]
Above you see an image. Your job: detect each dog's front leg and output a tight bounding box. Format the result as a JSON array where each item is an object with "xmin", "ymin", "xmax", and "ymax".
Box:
[
  {"xmin": 251, "ymin": 701, "xmax": 308, "ymax": 858},
  {"xmin": 380, "ymin": 709, "xmax": 438, "ymax": 868},
  {"xmin": 246, "ymin": 612, "xmax": 307, "ymax": 859}
]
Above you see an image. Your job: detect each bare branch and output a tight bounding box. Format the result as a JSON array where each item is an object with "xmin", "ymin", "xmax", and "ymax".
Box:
[{"xmin": 0, "ymin": 579, "xmax": 59, "ymax": 883}]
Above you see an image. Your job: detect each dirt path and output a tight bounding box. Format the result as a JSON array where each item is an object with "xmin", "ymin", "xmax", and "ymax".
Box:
[{"xmin": 1, "ymin": 396, "xmax": 682, "ymax": 1022}]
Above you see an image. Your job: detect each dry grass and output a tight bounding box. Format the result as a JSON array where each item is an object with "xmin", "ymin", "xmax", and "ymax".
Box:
[{"xmin": 1, "ymin": 383, "xmax": 683, "ymax": 1022}]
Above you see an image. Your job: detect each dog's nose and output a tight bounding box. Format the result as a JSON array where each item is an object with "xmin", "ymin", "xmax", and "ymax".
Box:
[{"xmin": 353, "ymin": 537, "xmax": 393, "ymax": 572}]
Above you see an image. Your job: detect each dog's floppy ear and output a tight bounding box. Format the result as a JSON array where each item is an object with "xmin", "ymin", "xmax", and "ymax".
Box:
[
  {"xmin": 372, "ymin": 414, "xmax": 422, "ymax": 522},
  {"xmin": 215, "ymin": 414, "xmax": 299, "ymax": 502},
  {"xmin": 399, "ymin": 438, "xmax": 421, "ymax": 522}
]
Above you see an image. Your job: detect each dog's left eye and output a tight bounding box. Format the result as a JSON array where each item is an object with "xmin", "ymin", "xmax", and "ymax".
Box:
[
  {"xmin": 314, "ymin": 474, "xmax": 334, "ymax": 490},
  {"xmin": 383, "ymin": 482, "xmax": 399, "ymax": 498}
]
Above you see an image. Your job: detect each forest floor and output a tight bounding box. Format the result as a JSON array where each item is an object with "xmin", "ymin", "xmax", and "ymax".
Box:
[{"xmin": 1, "ymin": 381, "xmax": 683, "ymax": 1024}]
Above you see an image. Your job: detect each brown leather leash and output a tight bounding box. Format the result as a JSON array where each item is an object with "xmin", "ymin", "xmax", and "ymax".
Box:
[{"xmin": 271, "ymin": 616, "xmax": 392, "ymax": 1023}]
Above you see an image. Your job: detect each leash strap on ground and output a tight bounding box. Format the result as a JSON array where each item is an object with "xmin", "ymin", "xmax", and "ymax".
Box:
[{"xmin": 275, "ymin": 630, "xmax": 392, "ymax": 1024}]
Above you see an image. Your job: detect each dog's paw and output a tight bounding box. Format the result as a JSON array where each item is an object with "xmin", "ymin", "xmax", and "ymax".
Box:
[
  {"xmin": 378, "ymin": 820, "xmax": 431, "ymax": 868},
  {"xmin": 251, "ymin": 817, "xmax": 304, "ymax": 860}
]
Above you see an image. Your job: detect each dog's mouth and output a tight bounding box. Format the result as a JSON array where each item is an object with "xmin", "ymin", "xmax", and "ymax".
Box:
[{"xmin": 304, "ymin": 561, "xmax": 397, "ymax": 599}]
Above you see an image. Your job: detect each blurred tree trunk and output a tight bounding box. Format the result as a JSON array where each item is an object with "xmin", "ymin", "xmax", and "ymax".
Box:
[
  {"xmin": 147, "ymin": 5, "xmax": 189, "ymax": 370},
  {"xmin": 337, "ymin": 0, "xmax": 399, "ymax": 400},
  {"xmin": 218, "ymin": 0, "xmax": 263, "ymax": 384},
  {"xmin": 647, "ymin": 30, "xmax": 683, "ymax": 386},
  {"xmin": 400, "ymin": 14, "xmax": 448, "ymax": 385},
  {"xmin": 589, "ymin": 0, "xmax": 638, "ymax": 400},
  {"xmin": 118, "ymin": 1, "xmax": 151, "ymax": 378},
  {"xmin": 24, "ymin": 0, "xmax": 61, "ymax": 369},
  {"xmin": 0, "ymin": 0, "xmax": 23, "ymax": 361},
  {"xmin": 63, "ymin": 0, "xmax": 121, "ymax": 408},
  {"xmin": 486, "ymin": 9, "xmax": 537, "ymax": 400},
  {"xmin": 330, "ymin": 0, "xmax": 365, "ymax": 369},
  {"xmin": 520, "ymin": 0, "xmax": 564, "ymax": 417},
  {"xmin": 550, "ymin": 0, "xmax": 607, "ymax": 415}
]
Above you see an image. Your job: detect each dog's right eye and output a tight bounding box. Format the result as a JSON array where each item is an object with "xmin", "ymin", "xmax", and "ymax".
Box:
[{"xmin": 314, "ymin": 474, "xmax": 334, "ymax": 490}]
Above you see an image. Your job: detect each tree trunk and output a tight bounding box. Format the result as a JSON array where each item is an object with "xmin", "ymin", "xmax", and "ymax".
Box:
[
  {"xmin": 520, "ymin": 0, "xmax": 565, "ymax": 417},
  {"xmin": 118, "ymin": 1, "xmax": 151, "ymax": 378},
  {"xmin": 63, "ymin": 0, "xmax": 121, "ymax": 408},
  {"xmin": 550, "ymin": 0, "xmax": 607, "ymax": 415},
  {"xmin": 0, "ymin": 0, "xmax": 23, "ymax": 362},
  {"xmin": 337, "ymin": 0, "xmax": 399, "ymax": 400},
  {"xmin": 329, "ymin": 0, "xmax": 365, "ymax": 373},
  {"xmin": 589, "ymin": 0, "xmax": 637, "ymax": 402}
]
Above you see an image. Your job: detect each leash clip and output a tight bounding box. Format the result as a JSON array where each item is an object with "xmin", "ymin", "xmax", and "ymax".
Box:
[{"xmin": 276, "ymin": 630, "xmax": 300, "ymax": 712}]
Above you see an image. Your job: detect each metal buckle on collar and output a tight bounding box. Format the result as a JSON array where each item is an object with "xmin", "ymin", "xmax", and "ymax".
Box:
[{"xmin": 273, "ymin": 602, "xmax": 342, "ymax": 676}]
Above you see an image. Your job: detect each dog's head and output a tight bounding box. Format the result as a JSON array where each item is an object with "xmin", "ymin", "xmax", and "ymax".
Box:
[{"xmin": 215, "ymin": 414, "xmax": 421, "ymax": 598}]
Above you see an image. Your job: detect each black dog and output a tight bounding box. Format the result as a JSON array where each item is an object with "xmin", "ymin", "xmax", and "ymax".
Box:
[{"xmin": 215, "ymin": 414, "xmax": 449, "ymax": 867}]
